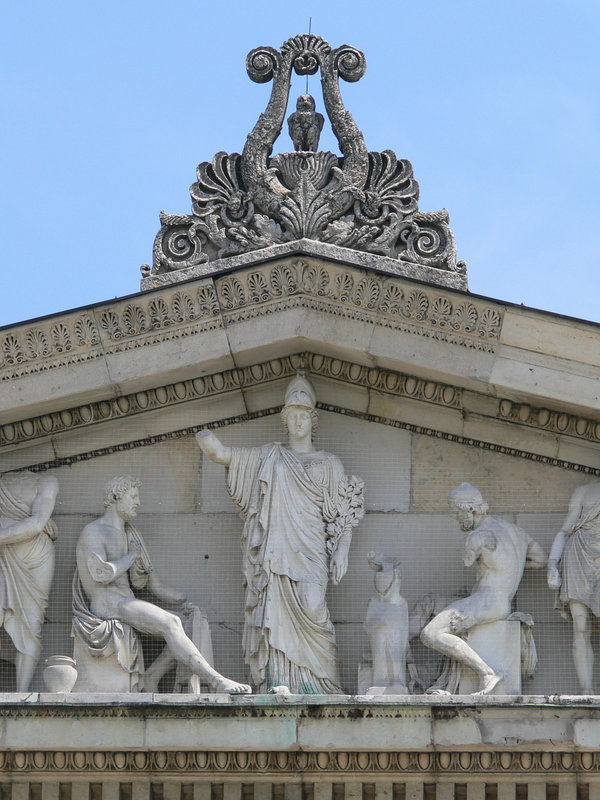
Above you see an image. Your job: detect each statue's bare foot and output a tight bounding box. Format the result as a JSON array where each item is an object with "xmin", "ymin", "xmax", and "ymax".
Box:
[
  {"xmin": 425, "ymin": 688, "xmax": 452, "ymax": 696},
  {"xmin": 473, "ymin": 672, "xmax": 501, "ymax": 696},
  {"xmin": 211, "ymin": 676, "xmax": 251, "ymax": 694},
  {"xmin": 268, "ymin": 685, "xmax": 291, "ymax": 695}
]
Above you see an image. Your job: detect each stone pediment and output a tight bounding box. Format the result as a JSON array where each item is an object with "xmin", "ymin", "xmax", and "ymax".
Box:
[
  {"xmin": 141, "ymin": 35, "xmax": 467, "ymax": 291},
  {"xmin": 1, "ymin": 254, "xmax": 600, "ymax": 476}
]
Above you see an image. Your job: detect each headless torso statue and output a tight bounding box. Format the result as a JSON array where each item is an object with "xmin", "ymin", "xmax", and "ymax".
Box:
[
  {"xmin": 197, "ymin": 372, "xmax": 364, "ymax": 693},
  {"xmin": 548, "ymin": 480, "xmax": 600, "ymax": 693},
  {"xmin": 0, "ymin": 471, "xmax": 58, "ymax": 691}
]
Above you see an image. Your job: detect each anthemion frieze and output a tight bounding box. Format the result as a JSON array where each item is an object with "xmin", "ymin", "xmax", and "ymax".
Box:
[{"xmin": 0, "ymin": 259, "xmax": 501, "ymax": 385}]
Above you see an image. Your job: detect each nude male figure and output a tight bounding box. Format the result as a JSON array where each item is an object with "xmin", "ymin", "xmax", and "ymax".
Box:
[
  {"xmin": 548, "ymin": 480, "xmax": 600, "ymax": 693},
  {"xmin": 421, "ymin": 483, "xmax": 546, "ymax": 695},
  {"xmin": 75, "ymin": 476, "xmax": 250, "ymax": 694}
]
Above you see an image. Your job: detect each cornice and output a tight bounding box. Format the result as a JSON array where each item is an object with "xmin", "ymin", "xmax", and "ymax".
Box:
[
  {"xmin": 2, "ymin": 352, "xmax": 599, "ymax": 477},
  {"xmin": 0, "ymin": 353, "xmax": 461, "ymax": 449},
  {"xmin": 498, "ymin": 399, "xmax": 600, "ymax": 442},
  {"xmin": 213, "ymin": 260, "xmax": 500, "ymax": 351},
  {"xmin": 0, "ymin": 259, "xmax": 501, "ymax": 388}
]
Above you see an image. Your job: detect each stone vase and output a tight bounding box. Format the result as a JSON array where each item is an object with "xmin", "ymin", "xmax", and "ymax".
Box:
[{"xmin": 43, "ymin": 655, "xmax": 78, "ymax": 693}]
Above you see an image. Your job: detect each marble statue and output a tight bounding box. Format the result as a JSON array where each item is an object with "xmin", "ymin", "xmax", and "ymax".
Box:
[
  {"xmin": 421, "ymin": 483, "xmax": 546, "ymax": 695},
  {"xmin": 548, "ymin": 479, "xmax": 600, "ymax": 693},
  {"xmin": 72, "ymin": 475, "xmax": 250, "ymax": 694},
  {"xmin": 0, "ymin": 470, "xmax": 59, "ymax": 691},
  {"xmin": 363, "ymin": 553, "xmax": 409, "ymax": 694},
  {"xmin": 196, "ymin": 371, "xmax": 365, "ymax": 693}
]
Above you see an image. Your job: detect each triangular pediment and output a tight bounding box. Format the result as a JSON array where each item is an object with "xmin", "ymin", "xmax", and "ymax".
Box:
[{"xmin": 1, "ymin": 251, "xmax": 599, "ymax": 476}]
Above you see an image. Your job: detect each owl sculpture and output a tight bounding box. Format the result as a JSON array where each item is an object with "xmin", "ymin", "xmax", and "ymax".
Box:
[{"xmin": 287, "ymin": 95, "xmax": 324, "ymax": 152}]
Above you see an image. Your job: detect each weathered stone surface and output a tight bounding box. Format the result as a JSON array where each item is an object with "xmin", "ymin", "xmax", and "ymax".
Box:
[
  {"xmin": 459, "ymin": 620, "xmax": 522, "ymax": 694},
  {"xmin": 146, "ymin": 35, "xmax": 466, "ymax": 288},
  {"xmin": 142, "ymin": 239, "xmax": 468, "ymax": 292},
  {"xmin": 411, "ymin": 435, "xmax": 585, "ymax": 513}
]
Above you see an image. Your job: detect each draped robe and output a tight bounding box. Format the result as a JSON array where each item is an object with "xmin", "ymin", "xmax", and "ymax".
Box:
[
  {"xmin": 560, "ymin": 501, "xmax": 600, "ymax": 616},
  {"xmin": 227, "ymin": 443, "xmax": 345, "ymax": 693},
  {"xmin": 0, "ymin": 476, "xmax": 56, "ymax": 658}
]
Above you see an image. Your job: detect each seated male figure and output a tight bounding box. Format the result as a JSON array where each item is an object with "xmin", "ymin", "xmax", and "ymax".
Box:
[
  {"xmin": 421, "ymin": 483, "xmax": 546, "ymax": 695},
  {"xmin": 75, "ymin": 475, "xmax": 250, "ymax": 694}
]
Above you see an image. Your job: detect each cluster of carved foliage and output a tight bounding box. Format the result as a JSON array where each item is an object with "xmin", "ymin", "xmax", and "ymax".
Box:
[
  {"xmin": 2, "ymin": 748, "xmax": 596, "ymax": 775},
  {"xmin": 97, "ymin": 285, "xmax": 220, "ymax": 342},
  {"xmin": 0, "ymin": 315, "xmax": 99, "ymax": 372},
  {"xmin": 498, "ymin": 399, "xmax": 600, "ymax": 445},
  {"xmin": 0, "ymin": 352, "xmax": 462, "ymax": 448},
  {"xmin": 150, "ymin": 35, "xmax": 465, "ymax": 278},
  {"xmin": 0, "ymin": 285, "xmax": 222, "ymax": 381},
  {"xmin": 215, "ymin": 261, "xmax": 501, "ymax": 349}
]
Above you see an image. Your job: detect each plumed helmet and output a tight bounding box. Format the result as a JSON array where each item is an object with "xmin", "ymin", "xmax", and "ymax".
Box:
[{"xmin": 283, "ymin": 370, "xmax": 316, "ymax": 410}]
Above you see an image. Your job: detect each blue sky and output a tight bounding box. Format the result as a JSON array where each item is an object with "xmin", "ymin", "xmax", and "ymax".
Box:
[{"xmin": 2, "ymin": 0, "xmax": 599, "ymax": 326}]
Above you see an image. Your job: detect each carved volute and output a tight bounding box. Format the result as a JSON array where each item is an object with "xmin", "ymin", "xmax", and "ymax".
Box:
[{"xmin": 148, "ymin": 35, "xmax": 466, "ymax": 284}]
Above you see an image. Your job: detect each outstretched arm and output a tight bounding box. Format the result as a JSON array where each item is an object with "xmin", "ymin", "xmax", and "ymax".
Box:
[
  {"xmin": 0, "ymin": 474, "xmax": 58, "ymax": 545},
  {"xmin": 196, "ymin": 430, "xmax": 232, "ymax": 466}
]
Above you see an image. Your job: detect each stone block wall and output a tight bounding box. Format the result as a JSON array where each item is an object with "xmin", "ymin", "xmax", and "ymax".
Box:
[{"xmin": 8, "ymin": 401, "xmax": 587, "ymax": 695}]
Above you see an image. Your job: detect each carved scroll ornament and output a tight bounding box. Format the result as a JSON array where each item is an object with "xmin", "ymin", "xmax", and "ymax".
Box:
[{"xmin": 149, "ymin": 35, "xmax": 465, "ymax": 279}]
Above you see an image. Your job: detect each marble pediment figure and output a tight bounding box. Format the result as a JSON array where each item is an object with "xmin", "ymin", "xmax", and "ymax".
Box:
[
  {"xmin": 197, "ymin": 371, "xmax": 365, "ymax": 693},
  {"xmin": 0, "ymin": 470, "xmax": 59, "ymax": 691},
  {"xmin": 362, "ymin": 553, "xmax": 409, "ymax": 695},
  {"xmin": 72, "ymin": 475, "xmax": 250, "ymax": 694},
  {"xmin": 421, "ymin": 483, "xmax": 546, "ymax": 695},
  {"xmin": 548, "ymin": 479, "xmax": 600, "ymax": 693}
]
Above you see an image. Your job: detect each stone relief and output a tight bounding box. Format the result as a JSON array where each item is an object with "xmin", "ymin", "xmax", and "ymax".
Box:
[
  {"xmin": 197, "ymin": 372, "xmax": 365, "ymax": 693},
  {"xmin": 421, "ymin": 483, "xmax": 546, "ymax": 695},
  {"xmin": 0, "ymin": 470, "xmax": 59, "ymax": 690},
  {"xmin": 72, "ymin": 475, "xmax": 250, "ymax": 693},
  {"xmin": 148, "ymin": 35, "xmax": 466, "ymax": 281},
  {"xmin": 0, "ymin": 375, "xmax": 597, "ymax": 697},
  {"xmin": 548, "ymin": 479, "xmax": 600, "ymax": 693}
]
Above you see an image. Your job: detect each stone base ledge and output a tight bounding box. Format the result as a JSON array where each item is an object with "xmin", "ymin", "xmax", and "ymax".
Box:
[
  {"xmin": 140, "ymin": 239, "xmax": 469, "ymax": 292},
  {"xmin": 1, "ymin": 695, "xmax": 600, "ymax": 752},
  {"xmin": 0, "ymin": 692, "xmax": 598, "ymax": 707}
]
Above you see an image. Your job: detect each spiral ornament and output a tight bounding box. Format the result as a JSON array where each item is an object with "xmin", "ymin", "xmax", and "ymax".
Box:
[
  {"xmin": 413, "ymin": 225, "xmax": 443, "ymax": 257},
  {"xmin": 332, "ymin": 45, "xmax": 366, "ymax": 83},
  {"xmin": 246, "ymin": 47, "xmax": 280, "ymax": 83}
]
